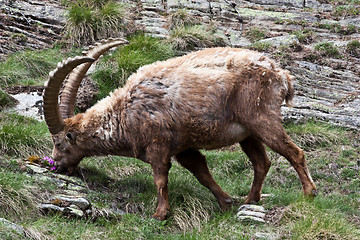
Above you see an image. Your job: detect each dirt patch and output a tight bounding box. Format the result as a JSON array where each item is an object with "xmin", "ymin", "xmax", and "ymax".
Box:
[
  {"xmin": 5, "ymin": 85, "xmax": 44, "ymax": 95},
  {"xmin": 265, "ymin": 206, "xmax": 288, "ymax": 225}
]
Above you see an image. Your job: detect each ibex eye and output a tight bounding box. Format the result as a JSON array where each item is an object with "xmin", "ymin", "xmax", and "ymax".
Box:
[{"xmin": 66, "ymin": 132, "xmax": 74, "ymax": 141}]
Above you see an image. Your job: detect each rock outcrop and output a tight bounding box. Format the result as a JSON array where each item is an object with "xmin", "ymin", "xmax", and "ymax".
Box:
[{"xmin": 2, "ymin": 0, "xmax": 360, "ymax": 130}]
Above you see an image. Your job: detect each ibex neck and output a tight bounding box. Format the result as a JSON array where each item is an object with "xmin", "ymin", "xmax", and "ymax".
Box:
[{"xmin": 80, "ymin": 89, "xmax": 132, "ymax": 157}]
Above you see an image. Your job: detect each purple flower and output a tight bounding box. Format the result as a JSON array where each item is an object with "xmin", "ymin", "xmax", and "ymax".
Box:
[
  {"xmin": 312, "ymin": 219, "xmax": 316, "ymax": 224},
  {"xmin": 43, "ymin": 156, "xmax": 54, "ymax": 165},
  {"xmin": 51, "ymin": 166, "xmax": 56, "ymax": 171}
]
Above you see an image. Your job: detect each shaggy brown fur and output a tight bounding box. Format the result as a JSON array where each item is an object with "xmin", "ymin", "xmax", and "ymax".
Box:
[{"xmin": 45, "ymin": 47, "xmax": 316, "ymax": 220}]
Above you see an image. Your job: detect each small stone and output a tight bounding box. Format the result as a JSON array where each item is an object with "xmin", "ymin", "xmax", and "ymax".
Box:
[
  {"xmin": 237, "ymin": 215, "xmax": 266, "ymax": 223},
  {"xmin": 237, "ymin": 210, "xmax": 266, "ymax": 219},
  {"xmin": 26, "ymin": 164, "xmax": 48, "ymax": 174},
  {"xmin": 255, "ymin": 232, "xmax": 280, "ymax": 240},
  {"xmin": 51, "ymin": 196, "xmax": 90, "ymax": 210},
  {"xmin": 65, "ymin": 207, "xmax": 84, "ymax": 218},
  {"xmin": 238, "ymin": 204, "xmax": 266, "ymax": 213},
  {"xmin": 237, "ymin": 204, "xmax": 267, "ymax": 223},
  {"xmin": 0, "ymin": 218, "xmax": 25, "ymax": 236},
  {"xmin": 257, "ymin": 35, "xmax": 300, "ymax": 48},
  {"xmin": 38, "ymin": 203, "xmax": 65, "ymax": 213}
]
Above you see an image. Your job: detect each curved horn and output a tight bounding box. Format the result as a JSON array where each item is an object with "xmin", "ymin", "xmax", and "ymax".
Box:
[
  {"xmin": 59, "ymin": 38, "xmax": 129, "ymax": 119},
  {"xmin": 43, "ymin": 56, "xmax": 95, "ymax": 134}
]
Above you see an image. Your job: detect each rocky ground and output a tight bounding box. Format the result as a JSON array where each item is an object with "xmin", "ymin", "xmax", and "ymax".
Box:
[
  {"xmin": 2, "ymin": 0, "xmax": 359, "ymax": 130},
  {"xmin": 1, "ymin": 1, "xmax": 359, "ymax": 237}
]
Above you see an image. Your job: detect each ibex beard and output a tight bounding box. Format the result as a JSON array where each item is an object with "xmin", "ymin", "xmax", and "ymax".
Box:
[{"xmin": 43, "ymin": 38, "xmax": 317, "ymax": 220}]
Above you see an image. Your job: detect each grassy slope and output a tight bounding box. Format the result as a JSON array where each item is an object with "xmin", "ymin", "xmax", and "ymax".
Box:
[
  {"xmin": 1, "ymin": 2, "xmax": 359, "ymax": 237},
  {"xmin": 0, "ymin": 116, "xmax": 359, "ymax": 239}
]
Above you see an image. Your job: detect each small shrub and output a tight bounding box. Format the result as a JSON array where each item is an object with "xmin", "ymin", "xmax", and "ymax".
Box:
[
  {"xmin": 314, "ymin": 42, "xmax": 341, "ymax": 58},
  {"xmin": 346, "ymin": 40, "xmax": 360, "ymax": 57},
  {"xmin": 168, "ymin": 25, "xmax": 226, "ymax": 51}
]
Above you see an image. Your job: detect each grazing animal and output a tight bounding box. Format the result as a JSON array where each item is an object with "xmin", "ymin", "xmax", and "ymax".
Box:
[{"xmin": 43, "ymin": 38, "xmax": 317, "ymax": 220}]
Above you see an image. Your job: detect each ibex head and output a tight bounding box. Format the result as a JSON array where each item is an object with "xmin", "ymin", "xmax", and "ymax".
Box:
[{"xmin": 43, "ymin": 38, "xmax": 128, "ymax": 173}]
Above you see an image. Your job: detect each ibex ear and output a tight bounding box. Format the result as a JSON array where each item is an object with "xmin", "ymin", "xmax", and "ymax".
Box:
[{"xmin": 65, "ymin": 132, "xmax": 76, "ymax": 142}]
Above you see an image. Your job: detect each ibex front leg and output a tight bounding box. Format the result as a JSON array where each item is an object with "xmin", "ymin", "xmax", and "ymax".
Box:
[{"xmin": 146, "ymin": 144, "xmax": 172, "ymax": 220}]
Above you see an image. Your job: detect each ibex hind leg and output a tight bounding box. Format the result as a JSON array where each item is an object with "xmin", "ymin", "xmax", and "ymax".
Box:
[
  {"xmin": 175, "ymin": 149, "xmax": 233, "ymax": 211},
  {"xmin": 240, "ymin": 136, "xmax": 271, "ymax": 204},
  {"xmin": 249, "ymin": 118, "xmax": 317, "ymax": 197}
]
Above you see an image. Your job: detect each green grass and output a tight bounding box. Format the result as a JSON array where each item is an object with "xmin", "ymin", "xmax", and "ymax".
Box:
[
  {"xmin": 245, "ymin": 28, "xmax": 268, "ymax": 43},
  {"xmin": 168, "ymin": 25, "xmax": 226, "ymax": 51},
  {"xmin": 169, "ymin": 9, "xmax": 199, "ymax": 29},
  {"xmin": 249, "ymin": 42, "xmax": 273, "ymax": 52},
  {"xmin": 292, "ymin": 29, "xmax": 315, "ymax": 44},
  {"xmin": 0, "ymin": 113, "xmax": 52, "ymax": 158},
  {"xmin": 346, "ymin": 40, "xmax": 360, "ymax": 57},
  {"xmin": 91, "ymin": 34, "xmax": 176, "ymax": 100},
  {"xmin": 0, "ymin": 89, "xmax": 16, "ymax": 110},
  {"xmin": 63, "ymin": 0, "xmax": 129, "ymax": 45},
  {"xmin": 314, "ymin": 41, "xmax": 341, "ymax": 58},
  {"xmin": 0, "ymin": 116, "xmax": 359, "ymax": 239},
  {"xmin": 0, "ymin": 48, "xmax": 70, "ymax": 88}
]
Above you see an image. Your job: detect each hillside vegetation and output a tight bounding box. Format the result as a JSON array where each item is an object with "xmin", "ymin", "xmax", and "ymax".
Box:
[{"xmin": 0, "ymin": 0, "xmax": 359, "ymax": 239}]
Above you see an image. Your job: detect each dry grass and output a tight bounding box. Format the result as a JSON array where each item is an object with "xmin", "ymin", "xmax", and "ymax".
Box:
[{"xmin": 172, "ymin": 194, "xmax": 215, "ymax": 232}]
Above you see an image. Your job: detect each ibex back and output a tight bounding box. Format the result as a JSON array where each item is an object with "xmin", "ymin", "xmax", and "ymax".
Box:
[{"xmin": 43, "ymin": 38, "xmax": 317, "ymax": 220}]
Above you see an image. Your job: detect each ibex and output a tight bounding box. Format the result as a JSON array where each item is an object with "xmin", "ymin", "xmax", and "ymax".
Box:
[{"xmin": 43, "ymin": 38, "xmax": 317, "ymax": 220}]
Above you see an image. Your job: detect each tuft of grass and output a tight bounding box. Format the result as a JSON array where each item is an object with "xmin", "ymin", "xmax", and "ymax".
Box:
[
  {"xmin": 168, "ymin": 25, "xmax": 226, "ymax": 51},
  {"xmin": 293, "ymin": 29, "xmax": 315, "ymax": 44},
  {"xmin": 314, "ymin": 42, "xmax": 341, "ymax": 58},
  {"xmin": 245, "ymin": 28, "xmax": 268, "ymax": 42},
  {"xmin": 169, "ymin": 9, "xmax": 199, "ymax": 29},
  {"xmin": 0, "ymin": 113, "xmax": 52, "ymax": 158},
  {"xmin": 346, "ymin": 40, "xmax": 360, "ymax": 57},
  {"xmin": 92, "ymin": 34, "xmax": 175, "ymax": 100},
  {"xmin": 249, "ymin": 42, "xmax": 273, "ymax": 52},
  {"xmin": 63, "ymin": 0, "xmax": 129, "ymax": 45}
]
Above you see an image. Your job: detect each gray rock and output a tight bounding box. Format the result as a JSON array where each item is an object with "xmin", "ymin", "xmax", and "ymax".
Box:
[
  {"xmin": 39, "ymin": 203, "xmax": 65, "ymax": 213},
  {"xmin": 0, "ymin": 218, "xmax": 25, "ymax": 236},
  {"xmin": 258, "ymin": 35, "xmax": 300, "ymax": 47},
  {"xmin": 237, "ymin": 214, "xmax": 266, "ymax": 223},
  {"xmin": 251, "ymin": 0, "xmax": 304, "ymax": 8},
  {"xmin": 65, "ymin": 207, "xmax": 84, "ymax": 218},
  {"xmin": 239, "ymin": 204, "xmax": 266, "ymax": 213},
  {"xmin": 26, "ymin": 164, "xmax": 48, "ymax": 174},
  {"xmin": 237, "ymin": 204, "xmax": 266, "ymax": 223},
  {"xmin": 51, "ymin": 196, "xmax": 90, "ymax": 210},
  {"xmin": 255, "ymin": 232, "xmax": 280, "ymax": 240}
]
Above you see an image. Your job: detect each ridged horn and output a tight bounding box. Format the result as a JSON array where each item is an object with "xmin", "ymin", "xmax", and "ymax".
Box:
[
  {"xmin": 59, "ymin": 38, "xmax": 129, "ymax": 119},
  {"xmin": 43, "ymin": 56, "xmax": 96, "ymax": 134}
]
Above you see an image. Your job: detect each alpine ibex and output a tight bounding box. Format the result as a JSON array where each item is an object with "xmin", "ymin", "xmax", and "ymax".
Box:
[{"xmin": 43, "ymin": 38, "xmax": 317, "ymax": 220}]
